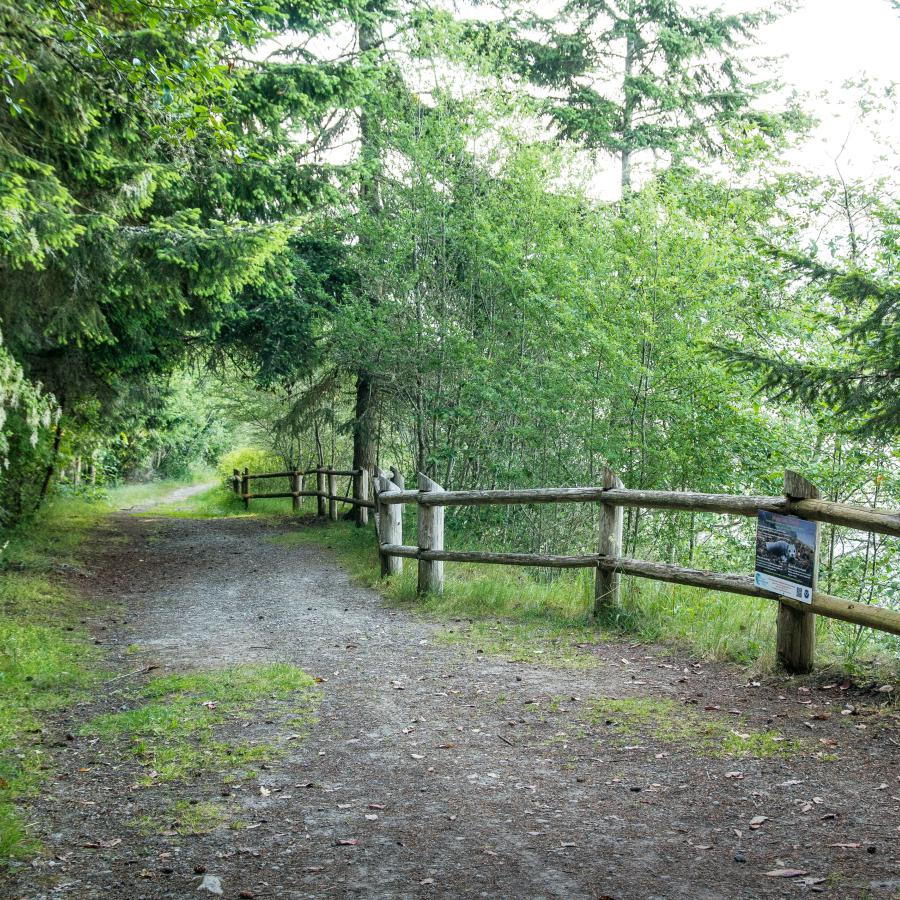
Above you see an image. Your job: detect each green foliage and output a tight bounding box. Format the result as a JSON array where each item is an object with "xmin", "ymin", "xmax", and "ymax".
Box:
[
  {"xmin": 497, "ymin": 0, "xmax": 806, "ymax": 189},
  {"xmin": 726, "ymin": 251, "xmax": 900, "ymax": 439},
  {"xmin": 218, "ymin": 447, "xmax": 286, "ymax": 481},
  {"xmin": 0, "ymin": 0, "xmax": 366, "ymax": 519}
]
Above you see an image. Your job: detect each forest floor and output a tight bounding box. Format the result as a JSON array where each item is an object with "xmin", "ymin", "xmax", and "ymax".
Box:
[{"xmin": 3, "ymin": 496, "xmax": 900, "ymax": 900}]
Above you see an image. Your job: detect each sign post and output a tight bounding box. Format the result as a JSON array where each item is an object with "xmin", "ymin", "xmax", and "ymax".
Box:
[{"xmin": 764, "ymin": 471, "xmax": 821, "ymax": 673}]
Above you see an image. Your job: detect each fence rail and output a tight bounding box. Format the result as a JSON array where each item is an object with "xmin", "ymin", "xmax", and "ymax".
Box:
[
  {"xmin": 371, "ymin": 466, "xmax": 900, "ymax": 674},
  {"xmin": 229, "ymin": 462, "xmax": 899, "ymax": 675},
  {"xmin": 230, "ymin": 467, "xmax": 373, "ymax": 522}
]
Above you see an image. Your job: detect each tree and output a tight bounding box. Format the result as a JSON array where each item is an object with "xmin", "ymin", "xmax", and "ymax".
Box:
[
  {"xmin": 0, "ymin": 0, "xmax": 363, "ymax": 516},
  {"xmin": 502, "ymin": 0, "xmax": 800, "ymax": 192},
  {"xmin": 727, "ymin": 252, "xmax": 900, "ymax": 438}
]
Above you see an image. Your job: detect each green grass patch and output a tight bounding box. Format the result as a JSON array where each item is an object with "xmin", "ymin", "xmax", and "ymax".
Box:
[
  {"xmin": 0, "ymin": 495, "xmax": 110, "ymax": 863},
  {"xmin": 438, "ymin": 620, "xmax": 603, "ymax": 669},
  {"xmin": 82, "ymin": 663, "xmax": 319, "ymax": 785},
  {"xmin": 132, "ymin": 799, "xmax": 230, "ymax": 836},
  {"xmin": 144, "ymin": 484, "xmax": 256, "ymax": 519},
  {"xmin": 589, "ymin": 696, "xmax": 804, "ymax": 759}
]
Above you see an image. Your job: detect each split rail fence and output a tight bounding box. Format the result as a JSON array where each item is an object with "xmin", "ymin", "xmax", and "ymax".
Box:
[
  {"xmin": 231, "ymin": 466, "xmax": 373, "ymax": 523},
  {"xmin": 233, "ymin": 464, "xmax": 900, "ymax": 675}
]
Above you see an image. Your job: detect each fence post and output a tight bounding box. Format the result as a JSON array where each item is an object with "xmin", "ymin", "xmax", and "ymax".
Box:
[
  {"xmin": 241, "ymin": 467, "xmax": 250, "ymax": 510},
  {"xmin": 316, "ymin": 467, "xmax": 326, "ymax": 517},
  {"xmin": 376, "ymin": 472, "xmax": 403, "ymax": 576},
  {"xmin": 417, "ymin": 472, "xmax": 445, "ymax": 595},
  {"xmin": 776, "ymin": 470, "xmax": 820, "ymax": 674},
  {"xmin": 328, "ymin": 468, "xmax": 338, "ymax": 521},
  {"xmin": 355, "ymin": 468, "xmax": 369, "ymax": 527},
  {"xmin": 594, "ymin": 468, "xmax": 624, "ymax": 617},
  {"xmin": 291, "ymin": 470, "xmax": 300, "ymax": 513},
  {"xmin": 232, "ymin": 468, "xmax": 240, "ymax": 497}
]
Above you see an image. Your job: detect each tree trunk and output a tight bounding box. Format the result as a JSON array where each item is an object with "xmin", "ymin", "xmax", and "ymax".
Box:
[
  {"xmin": 353, "ymin": 18, "xmax": 382, "ymax": 477},
  {"xmin": 620, "ymin": 10, "xmax": 636, "ymax": 195},
  {"xmin": 37, "ymin": 416, "xmax": 64, "ymax": 508},
  {"xmin": 352, "ymin": 372, "xmax": 378, "ymax": 478}
]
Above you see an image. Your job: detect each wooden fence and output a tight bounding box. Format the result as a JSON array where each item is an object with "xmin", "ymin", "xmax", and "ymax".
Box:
[
  {"xmin": 232, "ymin": 463, "xmax": 900, "ymax": 675},
  {"xmin": 371, "ymin": 467, "xmax": 900, "ymax": 675},
  {"xmin": 230, "ymin": 466, "xmax": 373, "ymax": 524}
]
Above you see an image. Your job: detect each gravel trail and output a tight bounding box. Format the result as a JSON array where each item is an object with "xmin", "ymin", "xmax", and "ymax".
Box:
[{"xmin": 4, "ymin": 509, "xmax": 899, "ymax": 900}]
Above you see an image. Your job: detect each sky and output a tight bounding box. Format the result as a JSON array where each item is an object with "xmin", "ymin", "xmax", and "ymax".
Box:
[
  {"xmin": 287, "ymin": 0, "xmax": 900, "ymax": 197},
  {"xmin": 713, "ymin": 0, "xmax": 900, "ymax": 181}
]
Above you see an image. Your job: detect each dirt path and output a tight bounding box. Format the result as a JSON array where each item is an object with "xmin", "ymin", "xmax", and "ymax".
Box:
[{"xmin": 5, "ymin": 510, "xmax": 899, "ymax": 900}]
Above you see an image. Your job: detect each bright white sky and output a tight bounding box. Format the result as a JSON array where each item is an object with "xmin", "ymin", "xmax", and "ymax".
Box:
[{"xmin": 712, "ymin": 0, "xmax": 900, "ymax": 181}]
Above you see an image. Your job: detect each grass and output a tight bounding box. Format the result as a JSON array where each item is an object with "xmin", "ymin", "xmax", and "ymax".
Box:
[
  {"xmin": 82, "ymin": 663, "xmax": 320, "ymax": 785},
  {"xmin": 0, "ymin": 494, "xmax": 112, "ymax": 863},
  {"xmin": 144, "ymin": 484, "xmax": 256, "ymax": 519},
  {"xmin": 132, "ymin": 799, "xmax": 230, "ymax": 836},
  {"xmin": 438, "ymin": 620, "xmax": 603, "ymax": 669},
  {"xmin": 588, "ymin": 696, "xmax": 806, "ymax": 759}
]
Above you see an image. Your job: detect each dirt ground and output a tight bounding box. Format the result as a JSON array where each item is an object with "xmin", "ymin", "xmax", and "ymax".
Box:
[{"xmin": 3, "ymin": 507, "xmax": 899, "ymax": 900}]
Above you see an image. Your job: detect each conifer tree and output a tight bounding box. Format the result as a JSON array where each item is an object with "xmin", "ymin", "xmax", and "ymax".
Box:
[{"xmin": 504, "ymin": 0, "xmax": 800, "ymax": 191}]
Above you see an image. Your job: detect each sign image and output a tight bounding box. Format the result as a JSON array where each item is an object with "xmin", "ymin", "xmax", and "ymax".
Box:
[{"xmin": 754, "ymin": 510, "xmax": 818, "ymax": 603}]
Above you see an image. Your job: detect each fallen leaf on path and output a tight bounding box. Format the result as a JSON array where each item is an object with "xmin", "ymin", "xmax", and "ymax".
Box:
[
  {"xmin": 336, "ymin": 839, "xmax": 358, "ymax": 846},
  {"xmin": 198, "ymin": 874, "xmax": 223, "ymax": 895},
  {"xmin": 764, "ymin": 869, "xmax": 807, "ymax": 878},
  {"xmin": 368, "ymin": 803, "xmax": 385, "ymax": 810},
  {"xmin": 749, "ymin": 816, "xmax": 768, "ymax": 829},
  {"xmin": 827, "ymin": 842, "xmax": 859, "ymax": 849},
  {"xmin": 259, "ymin": 786, "xmax": 271, "ymax": 797}
]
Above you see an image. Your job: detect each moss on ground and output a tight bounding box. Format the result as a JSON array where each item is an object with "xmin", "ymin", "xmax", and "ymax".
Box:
[
  {"xmin": 438, "ymin": 620, "xmax": 603, "ymax": 669},
  {"xmin": 132, "ymin": 799, "xmax": 230, "ymax": 835},
  {"xmin": 588, "ymin": 696, "xmax": 805, "ymax": 759},
  {"xmin": 83, "ymin": 663, "xmax": 320, "ymax": 785}
]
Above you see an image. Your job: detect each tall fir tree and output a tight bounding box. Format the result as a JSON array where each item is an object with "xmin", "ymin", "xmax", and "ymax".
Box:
[{"xmin": 503, "ymin": 0, "xmax": 801, "ymax": 191}]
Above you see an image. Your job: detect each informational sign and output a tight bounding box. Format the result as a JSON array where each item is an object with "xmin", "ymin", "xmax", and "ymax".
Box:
[{"xmin": 754, "ymin": 510, "xmax": 818, "ymax": 603}]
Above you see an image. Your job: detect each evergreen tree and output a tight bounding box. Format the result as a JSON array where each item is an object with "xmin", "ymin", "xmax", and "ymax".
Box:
[
  {"xmin": 502, "ymin": 0, "xmax": 801, "ymax": 191},
  {"xmin": 727, "ymin": 252, "xmax": 900, "ymax": 438}
]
